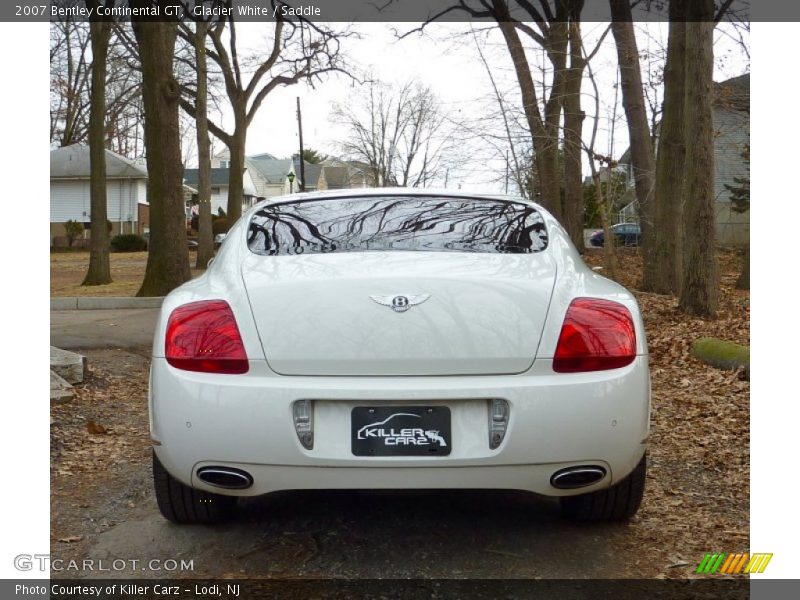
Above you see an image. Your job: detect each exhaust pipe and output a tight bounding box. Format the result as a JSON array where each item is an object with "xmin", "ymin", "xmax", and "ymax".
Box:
[
  {"xmin": 550, "ymin": 466, "xmax": 606, "ymax": 489},
  {"xmin": 196, "ymin": 467, "xmax": 253, "ymax": 490}
]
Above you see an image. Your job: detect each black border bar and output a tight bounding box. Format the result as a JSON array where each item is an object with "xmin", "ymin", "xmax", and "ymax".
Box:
[
  {"xmin": 4, "ymin": 0, "xmax": 761, "ymax": 24},
  {"xmin": 0, "ymin": 578, "xmax": 773, "ymax": 600}
]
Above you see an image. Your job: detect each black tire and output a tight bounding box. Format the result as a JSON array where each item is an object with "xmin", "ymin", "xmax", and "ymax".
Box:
[
  {"xmin": 560, "ymin": 453, "xmax": 646, "ymax": 522},
  {"xmin": 152, "ymin": 451, "xmax": 236, "ymax": 524}
]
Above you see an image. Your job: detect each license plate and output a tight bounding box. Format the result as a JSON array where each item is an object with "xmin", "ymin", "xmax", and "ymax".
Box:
[{"xmin": 351, "ymin": 406, "xmax": 452, "ymax": 456}]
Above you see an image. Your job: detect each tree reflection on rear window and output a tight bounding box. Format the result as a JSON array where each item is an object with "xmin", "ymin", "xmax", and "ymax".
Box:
[{"xmin": 247, "ymin": 196, "xmax": 548, "ymax": 256}]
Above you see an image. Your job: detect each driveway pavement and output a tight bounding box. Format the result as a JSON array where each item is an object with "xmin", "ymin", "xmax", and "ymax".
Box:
[
  {"xmin": 84, "ymin": 488, "xmax": 624, "ymax": 579},
  {"xmin": 50, "ymin": 308, "xmax": 159, "ymax": 349}
]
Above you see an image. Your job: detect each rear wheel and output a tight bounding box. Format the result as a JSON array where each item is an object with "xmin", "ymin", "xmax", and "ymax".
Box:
[
  {"xmin": 560, "ymin": 453, "xmax": 646, "ymax": 522},
  {"xmin": 152, "ymin": 451, "xmax": 236, "ymax": 524}
]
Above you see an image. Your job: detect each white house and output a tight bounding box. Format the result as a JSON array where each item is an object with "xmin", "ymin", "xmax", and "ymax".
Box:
[
  {"xmin": 50, "ymin": 144, "xmax": 149, "ymax": 245},
  {"xmin": 247, "ymin": 154, "xmax": 297, "ymax": 198},
  {"xmin": 208, "ymin": 149, "xmax": 312, "ymax": 200},
  {"xmin": 182, "ymin": 166, "xmax": 259, "ymax": 216},
  {"xmin": 216, "ymin": 149, "xmax": 301, "ymax": 199},
  {"xmin": 317, "ymin": 158, "xmax": 375, "ymax": 190},
  {"xmin": 616, "ymin": 73, "xmax": 750, "ymax": 246},
  {"xmin": 185, "ymin": 150, "xmax": 338, "ymax": 216},
  {"xmin": 711, "ymin": 74, "xmax": 749, "ymax": 246}
]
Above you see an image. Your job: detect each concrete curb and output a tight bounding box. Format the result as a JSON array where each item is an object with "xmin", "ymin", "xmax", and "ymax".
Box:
[
  {"xmin": 50, "ymin": 346, "xmax": 87, "ymax": 383},
  {"xmin": 50, "ymin": 370, "xmax": 74, "ymax": 403},
  {"xmin": 51, "ymin": 297, "xmax": 164, "ymax": 310}
]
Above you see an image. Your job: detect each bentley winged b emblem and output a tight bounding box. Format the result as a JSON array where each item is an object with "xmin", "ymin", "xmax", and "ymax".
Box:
[{"xmin": 370, "ymin": 294, "xmax": 431, "ymax": 313}]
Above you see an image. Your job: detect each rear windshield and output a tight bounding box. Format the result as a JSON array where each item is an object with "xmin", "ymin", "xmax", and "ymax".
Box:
[{"xmin": 247, "ymin": 196, "xmax": 548, "ymax": 256}]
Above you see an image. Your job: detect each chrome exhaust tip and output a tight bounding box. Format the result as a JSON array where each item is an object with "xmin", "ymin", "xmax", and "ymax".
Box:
[
  {"xmin": 550, "ymin": 466, "xmax": 607, "ymax": 489},
  {"xmin": 196, "ymin": 467, "xmax": 253, "ymax": 490}
]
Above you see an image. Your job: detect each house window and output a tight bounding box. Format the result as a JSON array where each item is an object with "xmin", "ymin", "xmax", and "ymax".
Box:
[
  {"xmin": 219, "ymin": 160, "xmax": 229, "ymax": 168},
  {"xmin": 211, "ymin": 187, "xmax": 221, "ymax": 195}
]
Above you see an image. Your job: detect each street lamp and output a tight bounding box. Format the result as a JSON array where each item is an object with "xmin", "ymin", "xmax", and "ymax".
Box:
[{"xmin": 287, "ymin": 172, "xmax": 295, "ymax": 194}]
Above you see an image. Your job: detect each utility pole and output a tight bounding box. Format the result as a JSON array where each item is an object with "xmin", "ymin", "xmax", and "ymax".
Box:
[{"xmin": 296, "ymin": 96, "xmax": 306, "ymax": 192}]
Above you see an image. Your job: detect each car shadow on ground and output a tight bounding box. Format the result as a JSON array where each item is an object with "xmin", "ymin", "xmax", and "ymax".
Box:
[{"xmin": 86, "ymin": 488, "xmax": 629, "ymax": 579}]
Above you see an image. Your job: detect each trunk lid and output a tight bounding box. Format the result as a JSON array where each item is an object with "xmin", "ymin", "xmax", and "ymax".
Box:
[{"xmin": 241, "ymin": 251, "xmax": 556, "ymax": 376}]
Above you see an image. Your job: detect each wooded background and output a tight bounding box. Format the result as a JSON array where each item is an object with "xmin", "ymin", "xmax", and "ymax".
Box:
[{"xmin": 49, "ymin": 0, "xmax": 750, "ymax": 316}]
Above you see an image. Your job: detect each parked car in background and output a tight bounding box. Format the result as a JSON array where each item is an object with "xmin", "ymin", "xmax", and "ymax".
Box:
[
  {"xmin": 589, "ymin": 223, "xmax": 641, "ymax": 248},
  {"xmin": 150, "ymin": 189, "xmax": 649, "ymax": 525}
]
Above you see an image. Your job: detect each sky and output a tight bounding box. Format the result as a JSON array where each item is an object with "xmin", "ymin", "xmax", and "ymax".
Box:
[{"xmin": 193, "ymin": 21, "xmax": 750, "ymax": 195}]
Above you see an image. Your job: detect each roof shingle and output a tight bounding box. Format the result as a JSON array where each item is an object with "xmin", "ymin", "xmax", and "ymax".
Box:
[
  {"xmin": 183, "ymin": 168, "xmax": 231, "ymax": 186},
  {"xmin": 50, "ymin": 144, "xmax": 147, "ymax": 179}
]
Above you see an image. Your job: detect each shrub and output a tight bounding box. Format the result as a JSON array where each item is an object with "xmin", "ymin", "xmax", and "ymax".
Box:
[
  {"xmin": 64, "ymin": 220, "xmax": 85, "ymax": 248},
  {"xmin": 110, "ymin": 233, "xmax": 148, "ymax": 252},
  {"xmin": 212, "ymin": 217, "xmax": 229, "ymax": 235}
]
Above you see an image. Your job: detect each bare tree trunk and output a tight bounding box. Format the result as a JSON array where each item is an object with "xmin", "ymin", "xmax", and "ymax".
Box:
[
  {"xmin": 494, "ymin": 11, "xmax": 561, "ymax": 218},
  {"xmin": 131, "ymin": 19, "xmax": 191, "ymax": 297},
  {"xmin": 596, "ymin": 173, "xmax": 619, "ymax": 280},
  {"xmin": 736, "ymin": 247, "xmax": 749, "ymax": 290},
  {"xmin": 226, "ymin": 122, "xmax": 246, "ymax": 224},
  {"xmin": 62, "ymin": 18, "xmax": 81, "ymax": 146},
  {"xmin": 472, "ymin": 29, "xmax": 524, "ymax": 196},
  {"xmin": 194, "ymin": 22, "xmax": 214, "ymax": 270},
  {"xmin": 562, "ymin": 14, "xmax": 586, "ymax": 252},
  {"xmin": 610, "ymin": 1, "xmax": 656, "ymax": 290},
  {"xmin": 651, "ymin": 0, "xmax": 687, "ymax": 294},
  {"xmin": 583, "ymin": 29, "xmax": 618, "ymax": 279},
  {"xmin": 679, "ymin": 1, "xmax": 718, "ymax": 316},
  {"xmin": 82, "ymin": 16, "xmax": 112, "ymax": 286},
  {"xmin": 542, "ymin": 19, "xmax": 568, "ymax": 221}
]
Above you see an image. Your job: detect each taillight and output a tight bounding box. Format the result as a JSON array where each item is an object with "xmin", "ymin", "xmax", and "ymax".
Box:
[
  {"xmin": 165, "ymin": 300, "xmax": 248, "ymax": 374},
  {"xmin": 552, "ymin": 298, "xmax": 636, "ymax": 373}
]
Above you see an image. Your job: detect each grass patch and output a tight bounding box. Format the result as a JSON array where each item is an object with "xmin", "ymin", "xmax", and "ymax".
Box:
[{"xmin": 51, "ymin": 251, "xmax": 204, "ymax": 297}]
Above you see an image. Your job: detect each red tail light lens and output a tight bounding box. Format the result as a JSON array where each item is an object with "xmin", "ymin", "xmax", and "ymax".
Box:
[
  {"xmin": 165, "ymin": 300, "xmax": 248, "ymax": 374},
  {"xmin": 553, "ymin": 298, "xmax": 636, "ymax": 373}
]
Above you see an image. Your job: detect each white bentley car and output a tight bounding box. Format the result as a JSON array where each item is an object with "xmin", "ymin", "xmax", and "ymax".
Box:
[{"xmin": 150, "ymin": 189, "xmax": 649, "ymax": 524}]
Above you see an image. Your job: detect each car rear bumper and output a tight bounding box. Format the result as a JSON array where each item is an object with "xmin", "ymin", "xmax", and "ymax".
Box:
[
  {"xmin": 187, "ymin": 462, "xmax": 623, "ymax": 496},
  {"xmin": 150, "ymin": 356, "xmax": 650, "ymax": 498}
]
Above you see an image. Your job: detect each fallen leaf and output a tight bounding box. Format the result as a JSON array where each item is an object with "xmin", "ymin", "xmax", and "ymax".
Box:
[
  {"xmin": 86, "ymin": 420, "xmax": 108, "ymax": 435},
  {"xmin": 58, "ymin": 536, "xmax": 83, "ymax": 543}
]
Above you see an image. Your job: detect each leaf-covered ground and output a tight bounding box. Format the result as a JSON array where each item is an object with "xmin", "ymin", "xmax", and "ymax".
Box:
[
  {"xmin": 50, "ymin": 349, "xmax": 153, "ymax": 562},
  {"xmin": 584, "ymin": 248, "xmax": 749, "ymax": 577}
]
